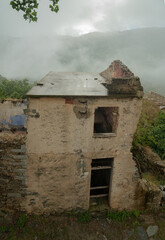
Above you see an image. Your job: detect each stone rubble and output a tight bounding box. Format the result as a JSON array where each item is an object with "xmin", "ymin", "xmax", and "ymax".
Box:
[
  {"xmin": 146, "ymin": 225, "xmax": 159, "ymax": 237},
  {"xmin": 137, "ymin": 226, "xmax": 148, "ymax": 240}
]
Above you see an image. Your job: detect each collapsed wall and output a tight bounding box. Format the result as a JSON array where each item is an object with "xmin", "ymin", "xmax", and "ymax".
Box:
[
  {"xmin": 0, "ymin": 99, "xmax": 27, "ymax": 211},
  {"xmin": 0, "ymin": 132, "xmax": 27, "ymax": 211},
  {"xmin": 0, "ymin": 99, "xmax": 27, "ymax": 131}
]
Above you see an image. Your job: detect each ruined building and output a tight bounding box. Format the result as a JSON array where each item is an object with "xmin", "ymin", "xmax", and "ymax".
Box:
[
  {"xmin": 0, "ymin": 61, "xmax": 144, "ymax": 213},
  {"xmin": 23, "ymin": 60, "xmax": 143, "ymax": 213}
]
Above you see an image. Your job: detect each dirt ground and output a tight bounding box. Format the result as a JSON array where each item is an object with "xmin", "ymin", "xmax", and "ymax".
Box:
[{"xmin": 0, "ymin": 208, "xmax": 165, "ymax": 240}]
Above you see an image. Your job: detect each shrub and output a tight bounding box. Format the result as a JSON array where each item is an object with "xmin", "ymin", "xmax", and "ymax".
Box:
[
  {"xmin": 0, "ymin": 78, "xmax": 35, "ymax": 99},
  {"xmin": 149, "ymin": 111, "xmax": 165, "ymax": 159},
  {"xmin": 133, "ymin": 99, "xmax": 165, "ymax": 160},
  {"xmin": 107, "ymin": 210, "xmax": 140, "ymax": 221}
]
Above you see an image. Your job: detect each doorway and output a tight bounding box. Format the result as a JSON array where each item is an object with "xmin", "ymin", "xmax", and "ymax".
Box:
[{"xmin": 90, "ymin": 158, "xmax": 113, "ymax": 204}]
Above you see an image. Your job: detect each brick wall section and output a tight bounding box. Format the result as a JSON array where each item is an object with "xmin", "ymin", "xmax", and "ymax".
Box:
[{"xmin": 0, "ymin": 132, "xmax": 27, "ymax": 211}]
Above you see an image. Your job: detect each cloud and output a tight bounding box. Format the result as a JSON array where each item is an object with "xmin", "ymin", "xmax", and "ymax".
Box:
[
  {"xmin": 95, "ymin": 0, "xmax": 165, "ymax": 31},
  {"xmin": 0, "ymin": 0, "xmax": 165, "ymax": 37},
  {"xmin": 0, "ymin": 1, "xmax": 165, "ymax": 95}
]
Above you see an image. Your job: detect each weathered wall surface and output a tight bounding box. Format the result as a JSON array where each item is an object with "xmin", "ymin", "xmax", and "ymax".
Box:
[
  {"xmin": 134, "ymin": 146, "xmax": 165, "ymax": 178},
  {"xmin": 24, "ymin": 96, "xmax": 142, "ymax": 213},
  {"xmin": 0, "ymin": 132, "xmax": 27, "ymax": 211},
  {"xmin": 0, "ymin": 100, "xmax": 27, "ymax": 130}
]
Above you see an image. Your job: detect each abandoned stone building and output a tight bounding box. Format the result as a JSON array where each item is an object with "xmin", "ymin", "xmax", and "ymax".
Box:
[
  {"xmin": 22, "ymin": 60, "xmax": 143, "ymax": 213},
  {"xmin": 0, "ymin": 60, "xmax": 144, "ymax": 214}
]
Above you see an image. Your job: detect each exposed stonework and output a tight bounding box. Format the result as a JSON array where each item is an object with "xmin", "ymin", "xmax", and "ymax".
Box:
[
  {"xmin": 0, "ymin": 99, "xmax": 27, "ymax": 131},
  {"xmin": 0, "ymin": 132, "xmax": 27, "ymax": 211},
  {"xmin": 73, "ymin": 98, "xmax": 91, "ymax": 119},
  {"xmin": 100, "ymin": 60, "xmax": 143, "ymax": 97},
  {"xmin": 100, "ymin": 60, "xmax": 134, "ymax": 82},
  {"xmin": 134, "ymin": 146, "xmax": 165, "ymax": 178},
  {"xmin": 135, "ymin": 179, "xmax": 162, "ymax": 210}
]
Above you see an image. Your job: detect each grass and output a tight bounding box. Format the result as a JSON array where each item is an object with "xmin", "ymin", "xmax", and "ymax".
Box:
[
  {"xmin": 107, "ymin": 210, "xmax": 140, "ymax": 222},
  {"xmin": 77, "ymin": 210, "xmax": 92, "ymax": 223},
  {"xmin": 0, "ymin": 209, "xmax": 165, "ymax": 240},
  {"xmin": 16, "ymin": 214, "xmax": 28, "ymax": 229},
  {"xmin": 142, "ymin": 172, "xmax": 165, "ymax": 186}
]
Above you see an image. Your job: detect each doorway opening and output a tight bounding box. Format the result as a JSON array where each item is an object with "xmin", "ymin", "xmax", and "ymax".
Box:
[{"xmin": 90, "ymin": 158, "xmax": 113, "ymax": 204}]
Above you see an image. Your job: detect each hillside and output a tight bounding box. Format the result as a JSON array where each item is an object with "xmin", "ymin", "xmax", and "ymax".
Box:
[
  {"xmin": 0, "ymin": 27, "xmax": 165, "ymax": 94},
  {"xmin": 0, "ymin": 74, "xmax": 5, "ymax": 81}
]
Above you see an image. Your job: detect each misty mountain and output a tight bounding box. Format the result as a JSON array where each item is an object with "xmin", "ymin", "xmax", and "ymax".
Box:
[
  {"xmin": 0, "ymin": 27, "xmax": 165, "ymax": 95},
  {"xmin": 0, "ymin": 74, "xmax": 6, "ymax": 81}
]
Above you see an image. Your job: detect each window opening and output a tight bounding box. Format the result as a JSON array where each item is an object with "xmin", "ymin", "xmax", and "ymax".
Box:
[{"xmin": 94, "ymin": 107, "xmax": 118, "ymax": 134}]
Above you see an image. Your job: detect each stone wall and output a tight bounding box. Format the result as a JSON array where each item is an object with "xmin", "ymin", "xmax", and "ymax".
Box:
[
  {"xmin": 0, "ymin": 132, "xmax": 27, "ymax": 211},
  {"xmin": 134, "ymin": 146, "xmax": 165, "ymax": 178},
  {"xmin": 0, "ymin": 95, "xmax": 143, "ymax": 213},
  {"xmin": 23, "ymin": 96, "xmax": 142, "ymax": 213},
  {"xmin": 0, "ymin": 100, "xmax": 27, "ymax": 131}
]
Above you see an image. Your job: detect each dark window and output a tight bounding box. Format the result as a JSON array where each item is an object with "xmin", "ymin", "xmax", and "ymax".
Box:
[{"xmin": 94, "ymin": 107, "xmax": 118, "ymax": 134}]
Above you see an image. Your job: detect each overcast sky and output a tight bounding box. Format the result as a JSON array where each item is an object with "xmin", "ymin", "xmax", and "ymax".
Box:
[
  {"xmin": 0, "ymin": 0, "xmax": 165, "ymax": 37},
  {"xmin": 0, "ymin": 0, "xmax": 165, "ymax": 95}
]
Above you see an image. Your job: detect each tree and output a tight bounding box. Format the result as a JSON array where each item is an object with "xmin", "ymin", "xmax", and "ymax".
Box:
[
  {"xmin": 10, "ymin": 0, "xmax": 59, "ymax": 22},
  {"xmin": 0, "ymin": 78, "xmax": 35, "ymax": 99}
]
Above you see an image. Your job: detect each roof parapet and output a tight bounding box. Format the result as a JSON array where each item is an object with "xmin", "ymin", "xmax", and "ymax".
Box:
[{"xmin": 100, "ymin": 60, "xmax": 143, "ymax": 98}]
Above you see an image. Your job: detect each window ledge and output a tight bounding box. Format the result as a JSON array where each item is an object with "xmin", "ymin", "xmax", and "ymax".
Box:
[{"xmin": 93, "ymin": 133, "xmax": 116, "ymax": 138}]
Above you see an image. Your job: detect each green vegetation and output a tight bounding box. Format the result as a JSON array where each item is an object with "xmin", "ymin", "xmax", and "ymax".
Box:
[
  {"xmin": 0, "ymin": 225, "xmax": 8, "ymax": 234},
  {"xmin": 77, "ymin": 210, "xmax": 92, "ymax": 223},
  {"xmin": 10, "ymin": 0, "xmax": 59, "ymax": 22},
  {"xmin": 0, "ymin": 211, "xmax": 165, "ymax": 240},
  {"xmin": 0, "ymin": 78, "xmax": 34, "ymax": 99},
  {"xmin": 142, "ymin": 172, "xmax": 165, "ymax": 186},
  {"xmin": 149, "ymin": 111, "xmax": 165, "ymax": 159},
  {"xmin": 107, "ymin": 210, "xmax": 140, "ymax": 222},
  {"xmin": 16, "ymin": 214, "xmax": 28, "ymax": 229},
  {"xmin": 133, "ymin": 99, "xmax": 165, "ymax": 160}
]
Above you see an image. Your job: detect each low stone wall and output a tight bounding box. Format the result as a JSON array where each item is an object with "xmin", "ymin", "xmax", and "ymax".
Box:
[
  {"xmin": 134, "ymin": 146, "xmax": 165, "ymax": 178},
  {"xmin": 135, "ymin": 178, "xmax": 162, "ymax": 210},
  {"xmin": 0, "ymin": 132, "xmax": 27, "ymax": 211},
  {"xmin": 0, "ymin": 99, "xmax": 27, "ymax": 131}
]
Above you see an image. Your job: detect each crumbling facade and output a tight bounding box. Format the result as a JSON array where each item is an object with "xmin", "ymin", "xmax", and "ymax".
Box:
[
  {"xmin": 0, "ymin": 61, "xmax": 144, "ymax": 213},
  {"xmin": 0, "ymin": 99, "xmax": 27, "ymax": 131},
  {"xmin": 0, "ymin": 99, "xmax": 27, "ymax": 211},
  {"xmin": 0, "ymin": 132, "xmax": 26, "ymax": 210},
  {"xmin": 21, "ymin": 60, "xmax": 143, "ymax": 213}
]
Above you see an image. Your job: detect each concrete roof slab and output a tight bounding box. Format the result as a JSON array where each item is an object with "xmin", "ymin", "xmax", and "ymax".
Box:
[{"xmin": 27, "ymin": 72, "xmax": 108, "ymax": 97}]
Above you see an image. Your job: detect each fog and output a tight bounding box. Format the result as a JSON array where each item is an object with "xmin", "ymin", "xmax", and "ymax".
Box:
[{"xmin": 0, "ymin": 0, "xmax": 165, "ymax": 94}]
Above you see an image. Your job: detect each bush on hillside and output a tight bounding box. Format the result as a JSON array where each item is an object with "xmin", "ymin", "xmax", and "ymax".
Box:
[
  {"xmin": 133, "ymin": 99, "xmax": 165, "ymax": 160},
  {"xmin": 149, "ymin": 111, "xmax": 165, "ymax": 159}
]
